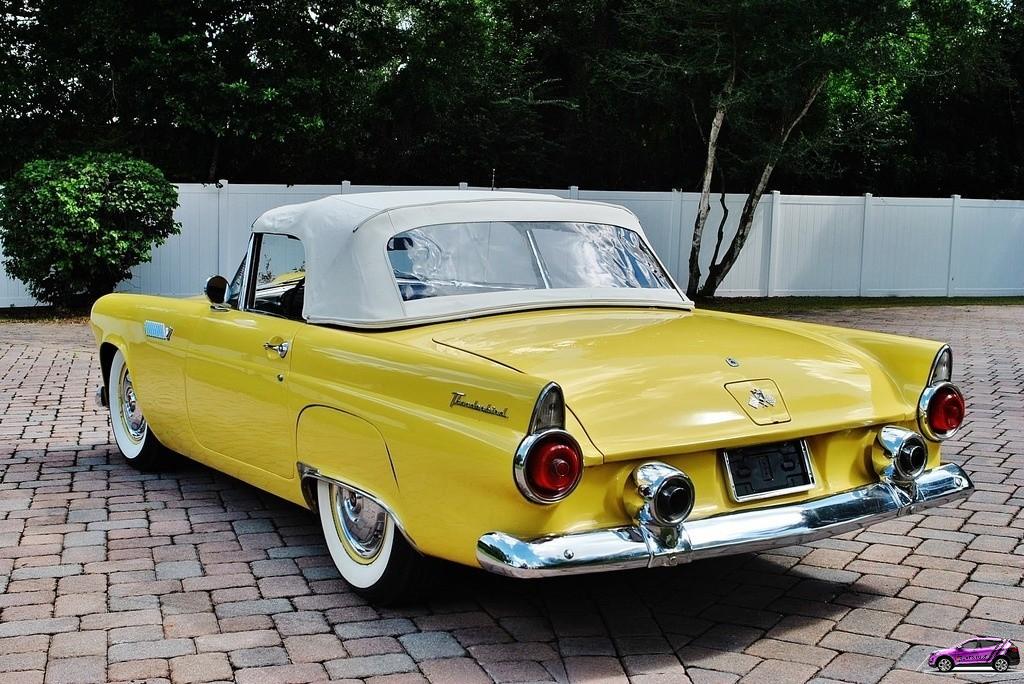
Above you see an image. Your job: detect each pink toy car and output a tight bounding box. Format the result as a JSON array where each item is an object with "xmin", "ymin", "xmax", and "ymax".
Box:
[{"xmin": 928, "ymin": 637, "xmax": 1019, "ymax": 672}]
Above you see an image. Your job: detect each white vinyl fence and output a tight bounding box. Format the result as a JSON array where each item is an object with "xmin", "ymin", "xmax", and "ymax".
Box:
[{"xmin": 1, "ymin": 182, "xmax": 1022, "ymax": 307}]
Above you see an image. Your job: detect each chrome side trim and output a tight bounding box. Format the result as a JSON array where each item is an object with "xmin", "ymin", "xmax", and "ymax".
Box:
[
  {"xmin": 143, "ymin": 320, "xmax": 173, "ymax": 341},
  {"xmin": 296, "ymin": 462, "xmax": 419, "ymax": 550},
  {"xmin": 477, "ymin": 463, "xmax": 973, "ymax": 578},
  {"xmin": 523, "ymin": 228, "xmax": 552, "ymax": 290},
  {"xmin": 239, "ymin": 234, "xmax": 257, "ymax": 312}
]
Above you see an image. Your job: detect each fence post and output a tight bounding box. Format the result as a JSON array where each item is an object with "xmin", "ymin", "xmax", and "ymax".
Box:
[
  {"xmin": 946, "ymin": 194, "xmax": 960, "ymax": 296},
  {"xmin": 569, "ymin": 185, "xmax": 579, "ymax": 199},
  {"xmin": 857, "ymin": 193, "xmax": 873, "ymax": 296},
  {"xmin": 764, "ymin": 190, "xmax": 781, "ymax": 296},
  {"xmin": 216, "ymin": 179, "xmax": 229, "ymax": 277},
  {"xmin": 458, "ymin": 182, "xmax": 468, "ymax": 190},
  {"xmin": 341, "ymin": 180, "xmax": 350, "ymax": 195}
]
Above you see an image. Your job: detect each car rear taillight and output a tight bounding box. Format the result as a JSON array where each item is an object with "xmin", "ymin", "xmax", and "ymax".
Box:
[
  {"xmin": 515, "ymin": 432, "xmax": 583, "ymax": 503},
  {"xmin": 920, "ymin": 382, "xmax": 965, "ymax": 440},
  {"xmin": 928, "ymin": 385, "xmax": 965, "ymax": 433},
  {"xmin": 919, "ymin": 347, "xmax": 966, "ymax": 442}
]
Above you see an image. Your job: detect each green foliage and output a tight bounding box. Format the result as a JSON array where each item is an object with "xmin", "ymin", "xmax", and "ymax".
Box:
[
  {"xmin": 606, "ymin": 0, "xmax": 912, "ymax": 185},
  {"xmin": 0, "ymin": 0, "xmax": 555, "ymax": 186},
  {"xmin": 0, "ymin": 153, "xmax": 180, "ymax": 306},
  {"xmin": 0, "ymin": 0, "xmax": 1020, "ymax": 196}
]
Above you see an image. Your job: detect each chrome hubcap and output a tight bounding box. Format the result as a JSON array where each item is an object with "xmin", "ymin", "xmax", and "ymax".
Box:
[
  {"xmin": 332, "ymin": 485, "xmax": 386, "ymax": 561},
  {"xmin": 119, "ymin": 368, "xmax": 146, "ymax": 441}
]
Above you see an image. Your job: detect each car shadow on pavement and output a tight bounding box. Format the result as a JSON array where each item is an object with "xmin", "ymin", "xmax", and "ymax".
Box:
[
  {"xmin": 423, "ymin": 548, "xmax": 856, "ymax": 664},
  {"xmin": 170, "ymin": 454, "xmax": 933, "ymax": 681}
]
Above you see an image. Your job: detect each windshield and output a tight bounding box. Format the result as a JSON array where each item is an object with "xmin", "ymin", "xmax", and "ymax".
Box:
[{"xmin": 386, "ymin": 221, "xmax": 673, "ymax": 301}]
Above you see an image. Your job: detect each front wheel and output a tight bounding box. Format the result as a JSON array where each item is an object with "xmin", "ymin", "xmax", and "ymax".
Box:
[
  {"xmin": 993, "ymin": 657, "xmax": 1009, "ymax": 672},
  {"xmin": 936, "ymin": 657, "xmax": 954, "ymax": 672},
  {"xmin": 108, "ymin": 349, "xmax": 165, "ymax": 470},
  {"xmin": 316, "ymin": 480, "xmax": 426, "ymax": 604}
]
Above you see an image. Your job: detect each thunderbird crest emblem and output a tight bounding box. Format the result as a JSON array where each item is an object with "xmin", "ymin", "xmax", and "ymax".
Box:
[{"xmin": 747, "ymin": 388, "xmax": 777, "ymax": 409}]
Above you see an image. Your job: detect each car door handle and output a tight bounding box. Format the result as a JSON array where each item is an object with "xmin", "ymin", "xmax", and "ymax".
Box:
[{"xmin": 263, "ymin": 341, "xmax": 289, "ymax": 358}]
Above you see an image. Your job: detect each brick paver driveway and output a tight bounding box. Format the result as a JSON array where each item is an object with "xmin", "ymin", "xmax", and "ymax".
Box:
[{"xmin": 1, "ymin": 305, "xmax": 1022, "ymax": 684}]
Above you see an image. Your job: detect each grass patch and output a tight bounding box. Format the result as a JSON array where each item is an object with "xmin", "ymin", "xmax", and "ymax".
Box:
[
  {"xmin": 0, "ymin": 306, "xmax": 91, "ymax": 324},
  {"xmin": 698, "ymin": 295, "xmax": 1024, "ymax": 316}
]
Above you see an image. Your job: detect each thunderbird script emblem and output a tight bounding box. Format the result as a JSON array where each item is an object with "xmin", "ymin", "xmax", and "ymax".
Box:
[
  {"xmin": 449, "ymin": 391, "xmax": 509, "ymax": 419},
  {"xmin": 747, "ymin": 388, "xmax": 777, "ymax": 409}
]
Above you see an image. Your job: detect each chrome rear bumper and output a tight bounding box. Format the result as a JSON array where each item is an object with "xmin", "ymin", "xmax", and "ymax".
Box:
[{"xmin": 476, "ymin": 463, "xmax": 972, "ymax": 578}]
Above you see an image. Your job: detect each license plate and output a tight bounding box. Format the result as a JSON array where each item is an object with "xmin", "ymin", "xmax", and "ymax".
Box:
[{"xmin": 722, "ymin": 440, "xmax": 815, "ymax": 502}]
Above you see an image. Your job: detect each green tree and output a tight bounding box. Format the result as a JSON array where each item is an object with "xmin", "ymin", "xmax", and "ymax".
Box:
[
  {"xmin": 830, "ymin": 0, "xmax": 1024, "ymax": 198},
  {"xmin": 0, "ymin": 153, "xmax": 180, "ymax": 306},
  {"xmin": 0, "ymin": 0, "xmax": 405, "ymax": 181},
  {"xmin": 0, "ymin": 0, "xmax": 554, "ymax": 185},
  {"xmin": 366, "ymin": 0, "xmax": 561, "ymax": 186},
  {"xmin": 1, "ymin": 0, "xmax": 1021, "ymax": 201},
  {"xmin": 609, "ymin": 0, "xmax": 917, "ymax": 297}
]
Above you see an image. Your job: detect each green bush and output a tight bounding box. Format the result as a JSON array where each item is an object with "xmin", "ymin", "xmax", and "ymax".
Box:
[{"xmin": 0, "ymin": 152, "xmax": 180, "ymax": 306}]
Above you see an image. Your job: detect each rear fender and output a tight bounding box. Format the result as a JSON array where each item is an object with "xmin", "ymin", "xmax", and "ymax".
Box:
[
  {"xmin": 747, "ymin": 314, "xmax": 945, "ymax": 404},
  {"xmin": 295, "ymin": 406, "xmax": 400, "ymax": 510},
  {"xmin": 296, "ymin": 405, "xmax": 428, "ymax": 548}
]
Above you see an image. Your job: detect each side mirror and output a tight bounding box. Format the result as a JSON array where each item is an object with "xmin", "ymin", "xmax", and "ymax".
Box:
[{"xmin": 205, "ymin": 275, "xmax": 228, "ymax": 305}]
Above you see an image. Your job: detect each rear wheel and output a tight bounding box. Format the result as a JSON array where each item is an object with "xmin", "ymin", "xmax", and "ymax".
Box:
[
  {"xmin": 108, "ymin": 349, "xmax": 164, "ymax": 470},
  {"xmin": 316, "ymin": 480, "xmax": 425, "ymax": 604},
  {"xmin": 993, "ymin": 656, "xmax": 1009, "ymax": 672},
  {"xmin": 936, "ymin": 657, "xmax": 954, "ymax": 672}
]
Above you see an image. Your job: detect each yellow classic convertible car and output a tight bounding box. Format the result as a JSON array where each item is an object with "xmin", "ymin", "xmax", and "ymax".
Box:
[{"xmin": 91, "ymin": 190, "xmax": 973, "ymax": 601}]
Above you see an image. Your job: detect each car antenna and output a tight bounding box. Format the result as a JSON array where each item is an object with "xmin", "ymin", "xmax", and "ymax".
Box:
[{"xmin": 491, "ymin": 168, "xmax": 496, "ymax": 190}]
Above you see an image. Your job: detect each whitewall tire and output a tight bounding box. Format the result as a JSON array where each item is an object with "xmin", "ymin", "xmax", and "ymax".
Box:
[
  {"xmin": 108, "ymin": 349, "xmax": 164, "ymax": 469},
  {"xmin": 316, "ymin": 479, "xmax": 425, "ymax": 603}
]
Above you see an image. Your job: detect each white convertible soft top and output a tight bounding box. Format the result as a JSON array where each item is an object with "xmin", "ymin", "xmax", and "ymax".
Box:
[{"xmin": 251, "ymin": 190, "xmax": 691, "ymax": 328}]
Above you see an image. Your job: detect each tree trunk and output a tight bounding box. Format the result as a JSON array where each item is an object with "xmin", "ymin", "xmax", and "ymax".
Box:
[
  {"xmin": 706, "ymin": 168, "xmax": 730, "ymax": 275},
  {"xmin": 686, "ymin": 67, "xmax": 735, "ymax": 297},
  {"xmin": 699, "ymin": 74, "xmax": 828, "ymax": 297},
  {"xmin": 699, "ymin": 161, "xmax": 776, "ymax": 298}
]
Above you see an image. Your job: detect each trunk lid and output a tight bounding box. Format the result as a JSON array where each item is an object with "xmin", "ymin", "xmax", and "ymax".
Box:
[{"xmin": 431, "ymin": 308, "xmax": 911, "ymax": 461}]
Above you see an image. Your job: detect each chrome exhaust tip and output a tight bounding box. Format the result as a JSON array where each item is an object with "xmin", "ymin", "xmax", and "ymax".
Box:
[
  {"xmin": 876, "ymin": 426, "xmax": 928, "ymax": 483},
  {"xmin": 655, "ymin": 479, "xmax": 694, "ymax": 524},
  {"xmin": 626, "ymin": 462, "xmax": 695, "ymax": 526}
]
